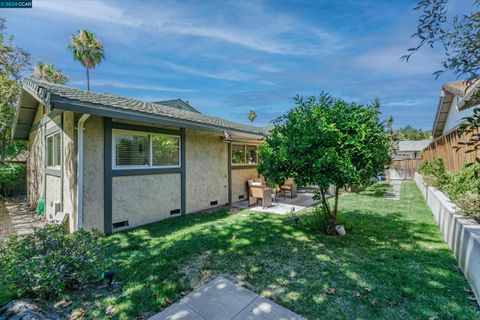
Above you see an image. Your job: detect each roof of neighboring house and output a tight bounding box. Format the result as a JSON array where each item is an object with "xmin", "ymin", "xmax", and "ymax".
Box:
[
  {"xmin": 14, "ymin": 78, "xmax": 265, "ymax": 139},
  {"xmin": 432, "ymin": 80, "xmax": 479, "ymax": 138},
  {"xmin": 442, "ymin": 80, "xmax": 469, "ymax": 97},
  {"xmin": 154, "ymin": 99, "xmax": 201, "ymax": 114},
  {"xmin": 397, "ymin": 140, "xmax": 431, "ymax": 152}
]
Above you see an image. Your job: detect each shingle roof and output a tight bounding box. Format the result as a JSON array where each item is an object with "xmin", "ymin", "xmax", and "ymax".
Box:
[
  {"xmin": 21, "ymin": 78, "xmax": 265, "ymax": 136},
  {"xmin": 442, "ymin": 80, "xmax": 469, "ymax": 97},
  {"xmin": 154, "ymin": 99, "xmax": 201, "ymax": 113},
  {"xmin": 397, "ymin": 140, "xmax": 431, "ymax": 152}
]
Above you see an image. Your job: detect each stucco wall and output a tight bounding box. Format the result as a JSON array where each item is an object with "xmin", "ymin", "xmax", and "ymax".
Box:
[
  {"xmin": 112, "ymin": 174, "xmax": 181, "ymax": 229},
  {"xmin": 62, "ymin": 112, "xmax": 76, "ymax": 231},
  {"xmin": 27, "ymin": 105, "xmax": 45, "ymax": 208},
  {"xmin": 45, "ymin": 175, "xmax": 61, "ymax": 220},
  {"xmin": 82, "ymin": 116, "xmax": 104, "ymax": 231},
  {"xmin": 186, "ymin": 129, "xmax": 228, "ymax": 213},
  {"xmin": 232, "ymin": 168, "xmax": 258, "ymax": 201}
]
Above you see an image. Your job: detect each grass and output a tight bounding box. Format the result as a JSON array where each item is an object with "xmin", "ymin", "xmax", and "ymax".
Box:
[{"xmin": 5, "ymin": 182, "xmax": 479, "ymax": 319}]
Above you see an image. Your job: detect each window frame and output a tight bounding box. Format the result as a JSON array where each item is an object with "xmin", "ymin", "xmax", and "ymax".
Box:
[
  {"xmin": 112, "ymin": 129, "xmax": 181, "ymax": 170},
  {"xmin": 231, "ymin": 143, "xmax": 258, "ymax": 166},
  {"xmin": 46, "ymin": 131, "xmax": 62, "ymax": 170}
]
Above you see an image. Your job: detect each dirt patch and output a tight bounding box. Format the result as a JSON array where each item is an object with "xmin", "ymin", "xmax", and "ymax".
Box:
[{"xmin": 0, "ymin": 196, "xmax": 43, "ymax": 241}]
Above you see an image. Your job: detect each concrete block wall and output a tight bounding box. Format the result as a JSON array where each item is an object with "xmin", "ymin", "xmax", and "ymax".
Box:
[{"xmin": 414, "ymin": 172, "xmax": 480, "ymax": 305}]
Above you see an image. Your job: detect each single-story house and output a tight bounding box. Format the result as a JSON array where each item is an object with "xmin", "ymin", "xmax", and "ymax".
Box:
[
  {"xmin": 13, "ymin": 78, "xmax": 265, "ymax": 234},
  {"xmin": 423, "ymin": 80, "xmax": 480, "ymax": 171},
  {"xmin": 394, "ymin": 140, "xmax": 431, "ymax": 160}
]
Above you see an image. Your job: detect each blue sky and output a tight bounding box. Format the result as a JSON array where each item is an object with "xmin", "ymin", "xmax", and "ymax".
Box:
[{"xmin": 1, "ymin": 0, "xmax": 465, "ymax": 130}]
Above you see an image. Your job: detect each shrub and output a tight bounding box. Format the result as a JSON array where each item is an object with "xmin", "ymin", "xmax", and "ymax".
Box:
[
  {"xmin": 419, "ymin": 159, "xmax": 451, "ymax": 189},
  {"xmin": 0, "ymin": 224, "xmax": 107, "ymax": 299},
  {"xmin": 420, "ymin": 160, "xmax": 480, "ymax": 219},
  {"xmin": 0, "ymin": 163, "xmax": 25, "ymax": 196},
  {"xmin": 456, "ymin": 192, "xmax": 480, "ymax": 220}
]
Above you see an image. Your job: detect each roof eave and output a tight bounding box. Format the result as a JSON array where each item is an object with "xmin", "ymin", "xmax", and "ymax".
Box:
[{"xmin": 51, "ymin": 96, "xmax": 264, "ymax": 139}]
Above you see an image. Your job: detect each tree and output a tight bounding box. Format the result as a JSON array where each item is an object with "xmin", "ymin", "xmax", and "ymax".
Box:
[
  {"xmin": 394, "ymin": 125, "xmax": 431, "ymax": 141},
  {"xmin": 248, "ymin": 110, "xmax": 257, "ymax": 125},
  {"xmin": 405, "ymin": 0, "xmax": 479, "ymax": 156},
  {"xmin": 0, "ymin": 18, "xmax": 30, "ymax": 161},
  {"xmin": 67, "ymin": 29, "xmax": 104, "ymax": 91},
  {"xmin": 258, "ymin": 93, "xmax": 391, "ymax": 234},
  {"xmin": 32, "ymin": 62, "xmax": 68, "ymax": 84}
]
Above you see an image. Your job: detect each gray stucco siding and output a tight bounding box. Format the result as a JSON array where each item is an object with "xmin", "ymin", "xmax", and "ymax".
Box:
[
  {"xmin": 112, "ymin": 173, "xmax": 181, "ymax": 229},
  {"xmin": 231, "ymin": 167, "xmax": 259, "ymax": 201},
  {"xmin": 82, "ymin": 116, "xmax": 105, "ymax": 231},
  {"xmin": 185, "ymin": 129, "xmax": 228, "ymax": 213}
]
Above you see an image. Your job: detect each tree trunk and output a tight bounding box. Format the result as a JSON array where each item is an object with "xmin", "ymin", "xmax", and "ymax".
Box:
[
  {"xmin": 86, "ymin": 68, "xmax": 90, "ymax": 91},
  {"xmin": 324, "ymin": 186, "xmax": 339, "ymax": 235}
]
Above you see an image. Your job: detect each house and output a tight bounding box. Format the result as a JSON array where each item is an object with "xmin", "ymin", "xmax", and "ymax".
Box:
[
  {"xmin": 423, "ymin": 80, "xmax": 480, "ymax": 172},
  {"xmin": 394, "ymin": 140, "xmax": 431, "ymax": 160},
  {"xmin": 12, "ymin": 78, "xmax": 265, "ymax": 234}
]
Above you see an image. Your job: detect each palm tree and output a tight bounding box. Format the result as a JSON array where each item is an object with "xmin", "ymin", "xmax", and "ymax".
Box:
[
  {"xmin": 67, "ymin": 29, "xmax": 104, "ymax": 91},
  {"xmin": 248, "ymin": 110, "xmax": 257, "ymax": 125},
  {"xmin": 32, "ymin": 62, "xmax": 68, "ymax": 84}
]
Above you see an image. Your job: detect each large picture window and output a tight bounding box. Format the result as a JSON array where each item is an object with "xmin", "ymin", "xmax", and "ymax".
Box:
[
  {"xmin": 231, "ymin": 144, "xmax": 258, "ymax": 165},
  {"xmin": 113, "ymin": 129, "xmax": 180, "ymax": 169},
  {"xmin": 46, "ymin": 132, "xmax": 61, "ymax": 169}
]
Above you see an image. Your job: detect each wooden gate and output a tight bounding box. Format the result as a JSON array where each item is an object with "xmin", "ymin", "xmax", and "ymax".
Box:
[{"xmin": 386, "ymin": 159, "xmax": 422, "ymax": 180}]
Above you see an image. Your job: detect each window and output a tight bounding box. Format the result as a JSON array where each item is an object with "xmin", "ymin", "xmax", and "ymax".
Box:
[
  {"xmin": 46, "ymin": 132, "xmax": 61, "ymax": 169},
  {"xmin": 231, "ymin": 144, "xmax": 258, "ymax": 165},
  {"xmin": 113, "ymin": 130, "xmax": 181, "ymax": 169},
  {"xmin": 232, "ymin": 144, "xmax": 246, "ymax": 164},
  {"xmin": 152, "ymin": 135, "xmax": 180, "ymax": 166}
]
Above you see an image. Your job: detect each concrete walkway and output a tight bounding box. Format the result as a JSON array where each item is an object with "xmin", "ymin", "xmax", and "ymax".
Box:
[
  {"xmin": 384, "ymin": 180, "xmax": 402, "ymax": 200},
  {"xmin": 149, "ymin": 276, "xmax": 305, "ymax": 320}
]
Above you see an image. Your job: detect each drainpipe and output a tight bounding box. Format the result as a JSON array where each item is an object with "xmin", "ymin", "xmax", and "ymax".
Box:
[{"xmin": 76, "ymin": 114, "xmax": 90, "ymax": 230}]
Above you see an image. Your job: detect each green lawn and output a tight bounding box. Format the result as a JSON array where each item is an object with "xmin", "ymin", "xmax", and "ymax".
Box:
[{"xmin": 18, "ymin": 182, "xmax": 480, "ymax": 319}]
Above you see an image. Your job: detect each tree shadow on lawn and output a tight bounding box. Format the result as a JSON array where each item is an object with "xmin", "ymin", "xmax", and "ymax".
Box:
[{"xmin": 86, "ymin": 207, "xmax": 478, "ymax": 320}]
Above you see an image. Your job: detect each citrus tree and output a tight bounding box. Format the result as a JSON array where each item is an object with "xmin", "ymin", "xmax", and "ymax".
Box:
[{"xmin": 258, "ymin": 93, "xmax": 391, "ymax": 234}]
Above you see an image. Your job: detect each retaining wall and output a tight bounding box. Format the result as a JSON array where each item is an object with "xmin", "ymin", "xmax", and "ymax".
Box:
[{"xmin": 414, "ymin": 172, "xmax": 480, "ymax": 304}]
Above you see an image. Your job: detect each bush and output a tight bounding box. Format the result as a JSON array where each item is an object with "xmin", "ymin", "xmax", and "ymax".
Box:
[
  {"xmin": 0, "ymin": 225, "xmax": 107, "ymax": 299},
  {"xmin": 420, "ymin": 160, "xmax": 480, "ymax": 219},
  {"xmin": 0, "ymin": 163, "xmax": 25, "ymax": 196},
  {"xmin": 418, "ymin": 159, "xmax": 451, "ymax": 189}
]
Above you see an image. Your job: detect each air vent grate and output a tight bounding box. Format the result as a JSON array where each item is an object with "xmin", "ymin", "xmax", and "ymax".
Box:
[
  {"xmin": 113, "ymin": 221, "xmax": 129, "ymax": 229},
  {"xmin": 210, "ymin": 200, "xmax": 218, "ymax": 206},
  {"xmin": 170, "ymin": 209, "xmax": 181, "ymax": 215},
  {"xmin": 238, "ymin": 195, "xmax": 245, "ymax": 200}
]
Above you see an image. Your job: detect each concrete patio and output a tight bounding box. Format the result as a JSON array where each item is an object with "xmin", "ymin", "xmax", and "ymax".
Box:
[
  {"xmin": 149, "ymin": 276, "xmax": 305, "ymax": 320},
  {"xmin": 232, "ymin": 190, "xmax": 318, "ymax": 215}
]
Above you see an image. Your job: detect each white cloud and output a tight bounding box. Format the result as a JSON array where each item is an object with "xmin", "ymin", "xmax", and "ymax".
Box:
[
  {"xmin": 34, "ymin": 0, "xmax": 339, "ymax": 55},
  {"xmin": 352, "ymin": 45, "xmax": 443, "ymax": 76},
  {"xmin": 157, "ymin": 60, "xmax": 251, "ymax": 82}
]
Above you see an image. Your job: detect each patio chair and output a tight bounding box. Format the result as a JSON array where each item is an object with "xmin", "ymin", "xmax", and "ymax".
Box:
[
  {"xmin": 280, "ymin": 178, "xmax": 297, "ymax": 199},
  {"xmin": 248, "ymin": 180, "xmax": 272, "ymax": 208}
]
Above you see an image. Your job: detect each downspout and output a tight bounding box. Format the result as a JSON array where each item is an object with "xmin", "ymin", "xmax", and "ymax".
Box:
[{"xmin": 76, "ymin": 114, "xmax": 90, "ymax": 230}]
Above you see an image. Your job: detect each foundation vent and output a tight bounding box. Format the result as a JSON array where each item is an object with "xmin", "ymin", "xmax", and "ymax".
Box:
[
  {"xmin": 170, "ymin": 209, "xmax": 181, "ymax": 215},
  {"xmin": 210, "ymin": 200, "xmax": 218, "ymax": 206},
  {"xmin": 113, "ymin": 221, "xmax": 129, "ymax": 229},
  {"xmin": 238, "ymin": 195, "xmax": 245, "ymax": 200}
]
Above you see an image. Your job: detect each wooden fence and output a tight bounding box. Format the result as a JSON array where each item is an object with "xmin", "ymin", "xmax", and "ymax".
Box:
[
  {"xmin": 422, "ymin": 127, "xmax": 480, "ymax": 172},
  {"xmin": 386, "ymin": 158, "xmax": 423, "ymax": 180}
]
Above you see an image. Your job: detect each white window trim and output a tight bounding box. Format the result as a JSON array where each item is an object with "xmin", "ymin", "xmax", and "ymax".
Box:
[
  {"xmin": 112, "ymin": 129, "xmax": 181, "ymax": 170},
  {"xmin": 231, "ymin": 143, "xmax": 258, "ymax": 166},
  {"xmin": 46, "ymin": 132, "xmax": 62, "ymax": 170}
]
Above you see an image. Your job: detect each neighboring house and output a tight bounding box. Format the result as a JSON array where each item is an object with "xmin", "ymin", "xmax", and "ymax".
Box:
[
  {"xmin": 394, "ymin": 140, "xmax": 431, "ymax": 160},
  {"xmin": 13, "ymin": 78, "xmax": 264, "ymax": 234},
  {"xmin": 423, "ymin": 80, "xmax": 480, "ymax": 172}
]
